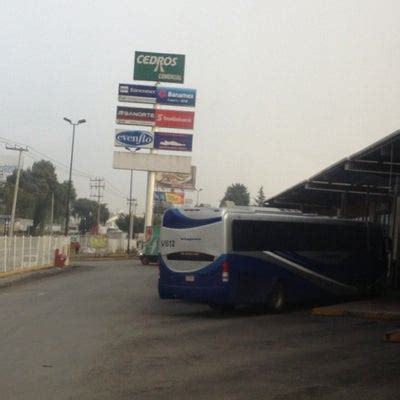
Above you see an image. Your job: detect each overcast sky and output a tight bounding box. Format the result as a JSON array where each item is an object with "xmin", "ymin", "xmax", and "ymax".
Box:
[{"xmin": 1, "ymin": 0, "xmax": 400, "ymax": 215}]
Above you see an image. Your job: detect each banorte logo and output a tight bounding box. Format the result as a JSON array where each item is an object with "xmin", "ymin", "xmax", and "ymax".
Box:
[{"xmin": 137, "ymin": 55, "xmax": 178, "ymax": 73}]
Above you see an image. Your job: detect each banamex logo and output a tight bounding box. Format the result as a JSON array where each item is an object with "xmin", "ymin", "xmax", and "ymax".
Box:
[{"xmin": 116, "ymin": 131, "xmax": 153, "ymax": 146}]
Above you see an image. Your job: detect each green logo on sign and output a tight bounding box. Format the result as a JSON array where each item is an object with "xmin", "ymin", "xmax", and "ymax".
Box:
[{"xmin": 134, "ymin": 51, "xmax": 185, "ymax": 84}]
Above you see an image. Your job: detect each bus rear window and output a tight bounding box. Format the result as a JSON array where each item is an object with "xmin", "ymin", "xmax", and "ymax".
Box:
[{"xmin": 166, "ymin": 252, "xmax": 215, "ymax": 262}]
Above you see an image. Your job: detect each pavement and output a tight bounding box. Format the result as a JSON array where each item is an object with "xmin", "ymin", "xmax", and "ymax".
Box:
[{"xmin": 1, "ymin": 264, "xmax": 399, "ymax": 343}]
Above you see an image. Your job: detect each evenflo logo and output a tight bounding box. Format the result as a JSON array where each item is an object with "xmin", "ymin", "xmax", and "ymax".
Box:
[
  {"xmin": 115, "ymin": 130, "xmax": 154, "ymax": 149},
  {"xmin": 134, "ymin": 51, "xmax": 185, "ymax": 84}
]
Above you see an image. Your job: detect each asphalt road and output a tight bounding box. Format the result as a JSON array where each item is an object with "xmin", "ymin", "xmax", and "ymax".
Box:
[{"xmin": 0, "ymin": 259, "xmax": 399, "ymax": 400}]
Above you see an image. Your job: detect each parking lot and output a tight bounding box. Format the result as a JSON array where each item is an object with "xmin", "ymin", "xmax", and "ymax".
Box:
[{"xmin": 0, "ymin": 259, "xmax": 399, "ymax": 400}]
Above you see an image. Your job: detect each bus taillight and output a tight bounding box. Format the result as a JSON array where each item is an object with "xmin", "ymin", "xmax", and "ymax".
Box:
[{"xmin": 222, "ymin": 261, "xmax": 230, "ymax": 282}]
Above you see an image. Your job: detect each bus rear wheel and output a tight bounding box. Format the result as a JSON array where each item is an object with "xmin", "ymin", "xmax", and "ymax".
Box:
[{"xmin": 269, "ymin": 281, "xmax": 286, "ymax": 313}]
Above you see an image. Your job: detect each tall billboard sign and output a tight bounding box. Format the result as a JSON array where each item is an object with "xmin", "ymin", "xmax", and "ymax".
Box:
[
  {"xmin": 155, "ymin": 109, "xmax": 195, "ymax": 129},
  {"xmin": 116, "ymin": 106, "xmax": 155, "ymax": 126},
  {"xmin": 134, "ymin": 51, "xmax": 185, "ymax": 83},
  {"xmin": 118, "ymin": 84, "xmax": 156, "ymax": 103},
  {"xmin": 115, "ymin": 50, "xmax": 194, "ymax": 231}
]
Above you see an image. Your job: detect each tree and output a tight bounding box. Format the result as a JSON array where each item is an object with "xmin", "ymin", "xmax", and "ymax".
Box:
[
  {"xmin": 72, "ymin": 198, "xmax": 110, "ymax": 234},
  {"xmin": 3, "ymin": 169, "xmax": 37, "ymax": 219},
  {"xmin": 219, "ymin": 183, "xmax": 250, "ymax": 207},
  {"xmin": 30, "ymin": 161, "xmax": 59, "ymax": 233},
  {"xmin": 55, "ymin": 180, "xmax": 76, "ymax": 225},
  {"xmin": 3, "ymin": 160, "xmax": 75, "ymax": 234},
  {"xmin": 253, "ymin": 186, "xmax": 266, "ymax": 206},
  {"xmin": 116, "ymin": 214, "xmax": 144, "ymax": 234}
]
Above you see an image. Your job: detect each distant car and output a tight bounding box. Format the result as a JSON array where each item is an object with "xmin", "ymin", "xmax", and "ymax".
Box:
[
  {"xmin": 139, "ymin": 252, "xmax": 159, "ymax": 265},
  {"xmin": 139, "ymin": 225, "xmax": 160, "ymax": 265},
  {"xmin": 70, "ymin": 241, "xmax": 80, "ymax": 254}
]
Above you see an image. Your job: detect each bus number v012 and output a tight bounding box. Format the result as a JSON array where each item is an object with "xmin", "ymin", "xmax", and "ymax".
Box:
[{"xmin": 160, "ymin": 240, "xmax": 175, "ymax": 248}]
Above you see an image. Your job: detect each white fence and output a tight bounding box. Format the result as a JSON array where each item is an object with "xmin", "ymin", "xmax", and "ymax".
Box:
[{"xmin": 0, "ymin": 236, "xmax": 70, "ymax": 274}]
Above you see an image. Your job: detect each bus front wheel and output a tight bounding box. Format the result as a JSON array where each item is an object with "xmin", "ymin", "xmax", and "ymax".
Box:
[
  {"xmin": 141, "ymin": 256, "xmax": 149, "ymax": 265},
  {"xmin": 269, "ymin": 281, "xmax": 286, "ymax": 313}
]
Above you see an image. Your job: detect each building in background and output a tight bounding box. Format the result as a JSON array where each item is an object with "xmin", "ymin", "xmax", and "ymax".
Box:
[{"xmin": 0, "ymin": 154, "xmax": 18, "ymax": 184}]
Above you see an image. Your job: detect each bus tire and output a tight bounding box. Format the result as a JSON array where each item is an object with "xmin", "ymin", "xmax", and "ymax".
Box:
[
  {"xmin": 141, "ymin": 256, "xmax": 149, "ymax": 265},
  {"xmin": 269, "ymin": 281, "xmax": 286, "ymax": 313}
]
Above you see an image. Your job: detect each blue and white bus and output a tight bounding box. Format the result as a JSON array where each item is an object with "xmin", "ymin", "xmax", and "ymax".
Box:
[{"xmin": 158, "ymin": 207, "xmax": 387, "ymax": 311}]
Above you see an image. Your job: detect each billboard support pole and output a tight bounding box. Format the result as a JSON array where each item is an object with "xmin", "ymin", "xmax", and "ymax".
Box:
[
  {"xmin": 145, "ymin": 168, "xmax": 156, "ymax": 229},
  {"xmin": 127, "ymin": 170, "xmax": 133, "ymax": 254},
  {"xmin": 145, "ymin": 85, "xmax": 159, "ymax": 232}
]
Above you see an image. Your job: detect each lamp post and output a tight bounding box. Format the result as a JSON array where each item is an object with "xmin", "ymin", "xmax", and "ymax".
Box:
[
  {"xmin": 63, "ymin": 117, "xmax": 86, "ymax": 236},
  {"xmin": 196, "ymin": 188, "xmax": 203, "ymax": 207}
]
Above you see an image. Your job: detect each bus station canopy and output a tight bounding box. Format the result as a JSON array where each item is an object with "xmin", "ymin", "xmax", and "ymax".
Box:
[{"xmin": 266, "ymin": 129, "xmax": 400, "ymax": 218}]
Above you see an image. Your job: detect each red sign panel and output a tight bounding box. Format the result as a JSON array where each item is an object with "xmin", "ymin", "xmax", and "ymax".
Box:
[{"xmin": 155, "ymin": 109, "xmax": 195, "ymax": 130}]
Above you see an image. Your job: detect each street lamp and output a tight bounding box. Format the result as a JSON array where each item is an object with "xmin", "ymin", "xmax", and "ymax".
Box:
[
  {"xmin": 196, "ymin": 188, "xmax": 203, "ymax": 207},
  {"xmin": 63, "ymin": 117, "xmax": 86, "ymax": 236}
]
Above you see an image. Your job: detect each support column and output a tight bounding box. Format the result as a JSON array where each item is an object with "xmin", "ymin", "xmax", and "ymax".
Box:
[
  {"xmin": 392, "ymin": 196, "xmax": 400, "ymax": 288},
  {"xmin": 145, "ymin": 170, "xmax": 156, "ymax": 229}
]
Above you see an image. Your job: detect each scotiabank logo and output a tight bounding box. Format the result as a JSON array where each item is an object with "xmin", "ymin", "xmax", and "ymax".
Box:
[
  {"xmin": 136, "ymin": 55, "xmax": 178, "ymax": 73},
  {"xmin": 155, "ymin": 110, "xmax": 194, "ymax": 129}
]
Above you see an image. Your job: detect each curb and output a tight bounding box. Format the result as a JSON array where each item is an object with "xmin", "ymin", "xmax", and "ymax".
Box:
[
  {"xmin": 0, "ymin": 265, "xmax": 75, "ymax": 290},
  {"xmin": 0, "ymin": 264, "xmax": 55, "ymax": 279},
  {"xmin": 383, "ymin": 329, "xmax": 400, "ymax": 343},
  {"xmin": 69, "ymin": 256, "xmax": 138, "ymax": 262},
  {"xmin": 312, "ymin": 307, "xmax": 400, "ymax": 321},
  {"xmin": 312, "ymin": 307, "xmax": 346, "ymax": 318}
]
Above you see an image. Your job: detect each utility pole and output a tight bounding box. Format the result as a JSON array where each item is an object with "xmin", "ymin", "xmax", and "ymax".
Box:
[
  {"xmin": 6, "ymin": 145, "xmax": 28, "ymax": 238},
  {"xmin": 90, "ymin": 178, "xmax": 105, "ymax": 234}
]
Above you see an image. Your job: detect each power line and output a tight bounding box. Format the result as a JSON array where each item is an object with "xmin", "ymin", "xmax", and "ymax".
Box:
[
  {"xmin": 104, "ymin": 179, "xmax": 127, "ymax": 197},
  {"xmin": 1, "ymin": 136, "xmax": 128, "ymax": 202},
  {"xmin": 103, "ymin": 187, "xmax": 126, "ymax": 200},
  {"xmin": 0, "ymin": 136, "xmax": 94, "ymax": 179}
]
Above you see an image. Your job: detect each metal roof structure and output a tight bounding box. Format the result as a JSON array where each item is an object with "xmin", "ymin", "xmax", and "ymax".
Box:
[{"xmin": 266, "ymin": 129, "xmax": 400, "ymax": 218}]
